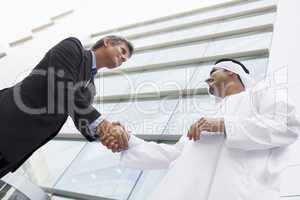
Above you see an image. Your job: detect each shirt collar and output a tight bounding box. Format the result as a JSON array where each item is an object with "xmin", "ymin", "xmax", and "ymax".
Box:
[{"xmin": 91, "ymin": 51, "xmax": 97, "ymax": 70}]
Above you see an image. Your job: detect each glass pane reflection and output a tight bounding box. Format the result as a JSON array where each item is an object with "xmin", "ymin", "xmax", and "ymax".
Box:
[
  {"xmin": 54, "ymin": 143, "xmax": 141, "ymax": 200},
  {"xmin": 128, "ymin": 170, "xmax": 168, "ymax": 200},
  {"xmin": 19, "ymin": 141, "xmax": 86, "ymax": 188},
  {"xmin": 106, "ymin": 99, "xmax": 179, "ymax": 135}
]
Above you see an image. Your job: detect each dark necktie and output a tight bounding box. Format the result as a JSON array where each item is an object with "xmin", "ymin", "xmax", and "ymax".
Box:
[
  {"xmin": 85, "ymin": 68, "xmax": 97, "ymax": 88},
  {"xmin": 91, "ymin": 67, "xmax": 97, "ymax": 79}
]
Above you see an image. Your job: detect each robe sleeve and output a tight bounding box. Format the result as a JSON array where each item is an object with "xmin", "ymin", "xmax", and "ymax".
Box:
[
  {"xmin": 224, "ymin": 88, "xmax": 300, "ymax": 151},
  {"xmin": 120, "ymin": 135, "xmax": 185, "ymax": 169}
]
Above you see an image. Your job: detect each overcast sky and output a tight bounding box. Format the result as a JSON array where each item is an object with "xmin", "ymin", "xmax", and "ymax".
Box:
[{"xmin": 0, "ymin": 0, "xmax": 232, "ymax": 45}]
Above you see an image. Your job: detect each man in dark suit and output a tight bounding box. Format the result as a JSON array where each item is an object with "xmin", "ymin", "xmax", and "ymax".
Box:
[{"xmin": 0, "ymin": 35, "xmax": 134, "ymax": 178}]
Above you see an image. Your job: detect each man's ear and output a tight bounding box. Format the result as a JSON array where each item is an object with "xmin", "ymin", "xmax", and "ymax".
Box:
[{"xmin": 103, "ymin": 38, "xmax": 111, "ymax": 47}]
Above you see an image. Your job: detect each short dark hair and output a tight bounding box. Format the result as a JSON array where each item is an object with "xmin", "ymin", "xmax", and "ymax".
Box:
[
  {"xmin": 92, "ymin": 35, "xmax": 134, "ymax": 57},
  {"xmin": 214, "ymin": 58, "xmax": 250, "ymax": 74}
]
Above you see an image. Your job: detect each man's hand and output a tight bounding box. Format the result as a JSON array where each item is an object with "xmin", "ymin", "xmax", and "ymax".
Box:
[
  {"xmin": 187, "ymin": 117, "xmax": 225, "ymax": 141},
  {"xmin": 96, "ymin": 120, "xmax": 130, "ymax": 152}
]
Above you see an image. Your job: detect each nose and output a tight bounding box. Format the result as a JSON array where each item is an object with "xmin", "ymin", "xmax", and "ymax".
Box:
[
  {"xmin": 119, "ymin": 54, "xmax": 127, "ymax": 63},
  {"xmin": 121, "ymin": 56, "xmax": 127, "ymax": 62}
]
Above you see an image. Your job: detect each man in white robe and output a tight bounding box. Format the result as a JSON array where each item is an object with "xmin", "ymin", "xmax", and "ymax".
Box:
[{"xmin": 101, "ymin": 58, "xmax": 300, "ymax": 200}]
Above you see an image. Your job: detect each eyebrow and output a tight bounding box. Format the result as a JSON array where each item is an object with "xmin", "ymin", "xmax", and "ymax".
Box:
[{"xmin": 210, "ymin": 68, "xmax": 217, "ymax": 75}]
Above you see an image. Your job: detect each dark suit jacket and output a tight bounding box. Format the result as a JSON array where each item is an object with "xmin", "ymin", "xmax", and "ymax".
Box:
[{"xmin": 0, "ymin": 37, "xmax": 100, "ymax": 173}]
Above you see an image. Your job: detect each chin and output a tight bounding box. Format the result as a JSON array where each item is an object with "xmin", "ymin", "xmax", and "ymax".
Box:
[
  {"xmin": 107, "ymin": 65, "xmax": 117, "ymax": 69},
  {"xmin": 209, "ymin": 87, "xmax": 221, "ymax": 98},
  {"xmin": 112, "ymin": 62, "xmax": 121, "ymax": 68}
]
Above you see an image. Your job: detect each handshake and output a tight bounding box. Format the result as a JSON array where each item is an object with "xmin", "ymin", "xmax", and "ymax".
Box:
[{"xmin": 96, "ymin": 120, "xmax": 130, "ymax": 152}]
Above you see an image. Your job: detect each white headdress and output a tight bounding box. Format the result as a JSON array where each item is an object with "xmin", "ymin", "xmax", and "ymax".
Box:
[{"xmin": 214, "ymin": 61, "xmax": 253, "ymax": 89}]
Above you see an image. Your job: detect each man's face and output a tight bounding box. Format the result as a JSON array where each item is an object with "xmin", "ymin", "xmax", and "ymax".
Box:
[
  {"xmin": 205, "ymin": 67, "xmax": 231, "ymax": 97},
  {"xmin": 104, "ymin": 41, "xmax": 130, "ymax": 69}
]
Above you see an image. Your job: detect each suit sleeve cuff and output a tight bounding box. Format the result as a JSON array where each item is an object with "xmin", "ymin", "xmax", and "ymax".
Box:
[{"xmin": 88, "ymin": 115, "xmax": 106, "ymax": 139}]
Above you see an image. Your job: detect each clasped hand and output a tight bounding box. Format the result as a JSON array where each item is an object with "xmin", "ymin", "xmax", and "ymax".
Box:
[{"xmin": 96, "ymin": 120, "xmax": 130, "ymax": 152}]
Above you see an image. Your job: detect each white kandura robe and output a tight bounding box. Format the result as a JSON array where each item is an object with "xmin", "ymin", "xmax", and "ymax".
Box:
[{"xmin": 120, "ymin": 86, "xmax": 300, "ymax": 200}]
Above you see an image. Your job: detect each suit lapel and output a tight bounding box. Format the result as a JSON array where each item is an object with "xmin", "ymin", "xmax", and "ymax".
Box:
[
  {"xmin": 80, "ymin": 50, "xmax": 96, "ymax": 99},
  {"xmin": 79, "ymin": 50, "xmax": 92, "ymax": 82}
]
